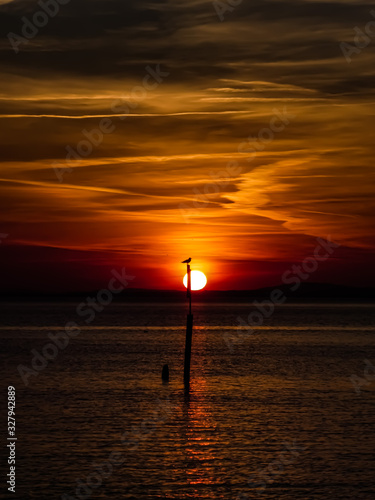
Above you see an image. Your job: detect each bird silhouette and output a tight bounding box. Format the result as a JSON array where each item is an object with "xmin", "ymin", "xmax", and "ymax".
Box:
[{"xmin": 181, "ymin": 257, "xmax": 191, "ymax": 263}]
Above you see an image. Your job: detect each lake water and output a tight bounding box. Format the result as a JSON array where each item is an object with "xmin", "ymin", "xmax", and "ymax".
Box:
[{"xmin": 1, "ymin": 302, "xmax": 375, "ymax": 499}]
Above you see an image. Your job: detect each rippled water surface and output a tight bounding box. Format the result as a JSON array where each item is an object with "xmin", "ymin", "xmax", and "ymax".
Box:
[{"xmin": 1, "ymin": 302, "xmax": 375, "ymax": 499}]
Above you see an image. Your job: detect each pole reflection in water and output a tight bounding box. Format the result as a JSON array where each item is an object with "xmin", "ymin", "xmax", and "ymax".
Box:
[{"xmin": 179, "ymin": 331, "xmax": 228, "ymax": 499}]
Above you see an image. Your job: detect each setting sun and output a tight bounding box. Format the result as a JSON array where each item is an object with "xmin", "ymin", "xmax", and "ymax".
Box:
[{"xmin": 183, "ymin": 270, "xmax": 207, "ymax": 291}]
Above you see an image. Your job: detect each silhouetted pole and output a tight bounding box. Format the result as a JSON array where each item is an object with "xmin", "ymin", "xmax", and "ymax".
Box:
[
  {"xmin": 188, "ymin": 264, "xmax": 192, "ymax": 315},
  {"xmin": 184, "ymin": 263, "xmax": 193, "ymax": 387}
]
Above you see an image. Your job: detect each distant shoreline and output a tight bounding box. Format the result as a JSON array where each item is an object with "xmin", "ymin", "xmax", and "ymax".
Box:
[{"xmin": 1, "ymin": 283, "xmax": 374, "ymax": 303}]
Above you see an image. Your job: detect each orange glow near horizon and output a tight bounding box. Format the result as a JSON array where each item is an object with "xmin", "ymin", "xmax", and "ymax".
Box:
[{"xmin": 183, "ymin": 270, "xmax": 207, "ymax": 291}]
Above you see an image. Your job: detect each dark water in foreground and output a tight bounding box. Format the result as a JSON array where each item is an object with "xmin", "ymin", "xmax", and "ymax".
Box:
[{"xmin": 1, "ymin": 302, "xmax": 375, "ymax": 499}]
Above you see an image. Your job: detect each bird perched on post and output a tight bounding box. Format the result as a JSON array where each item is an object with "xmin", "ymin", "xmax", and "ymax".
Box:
[{"xmin": 182, "ymin": 257, "xmax": 191, "ymax": 263}]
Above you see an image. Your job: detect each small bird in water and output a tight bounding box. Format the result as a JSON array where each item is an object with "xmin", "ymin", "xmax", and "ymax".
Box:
[{"xmin": 181, "ymin": 257, "xmax": 191, "ymax": 263}]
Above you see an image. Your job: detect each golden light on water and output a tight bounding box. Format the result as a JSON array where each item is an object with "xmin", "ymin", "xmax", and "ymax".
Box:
[{"xmin": 183, "ymin": 270, "xmax": 207, "ymax": 291}]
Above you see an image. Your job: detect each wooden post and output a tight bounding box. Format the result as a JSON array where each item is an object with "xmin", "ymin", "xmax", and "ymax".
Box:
[
  {"xmin": 184, "ymin": 264, "xmax": 193, "ymax": 387},
  {"xmin": 187, "ymin": 264, "xmax": 192, "ymax": 314}
]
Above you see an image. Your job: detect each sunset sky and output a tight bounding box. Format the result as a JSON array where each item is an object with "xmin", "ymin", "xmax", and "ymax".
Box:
[{"xmin": 0, "ymin": 0, "xmax": 374, "ymax": 292}]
